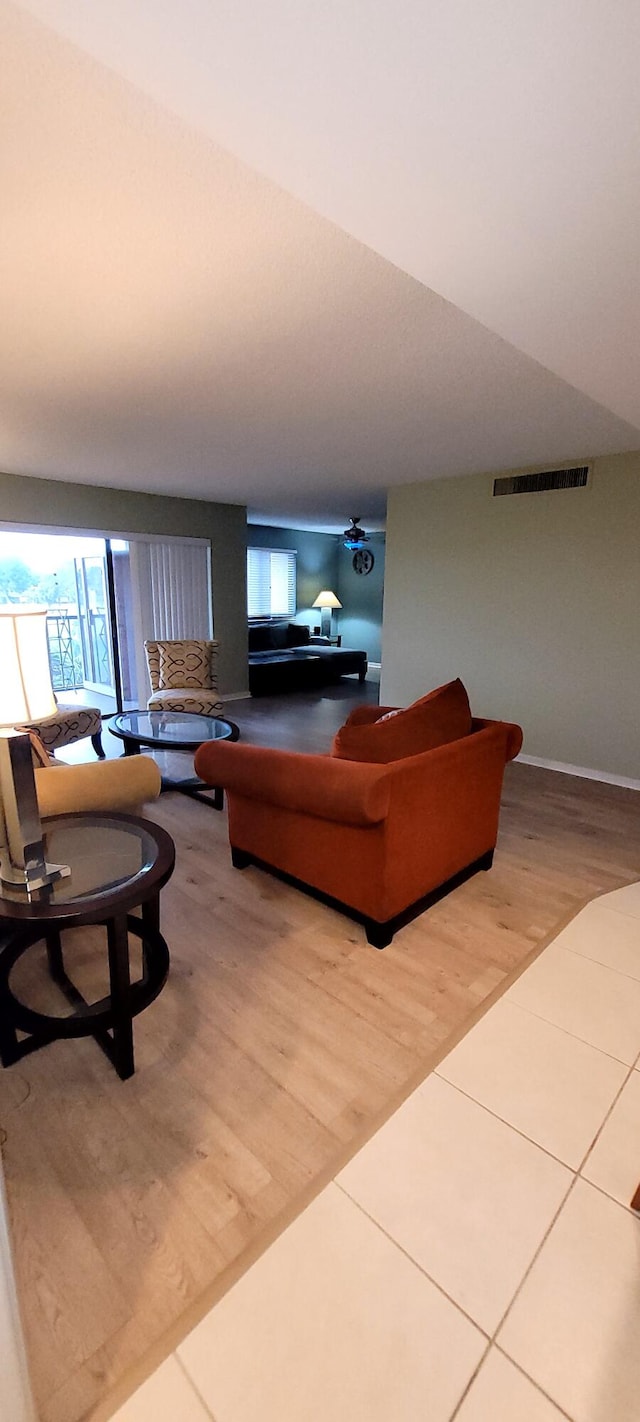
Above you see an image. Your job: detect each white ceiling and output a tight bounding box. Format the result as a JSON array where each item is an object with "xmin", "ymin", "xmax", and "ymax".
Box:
[{"xmin": 4, "ymin": 0, "xmax": 640, "ymax": 529}]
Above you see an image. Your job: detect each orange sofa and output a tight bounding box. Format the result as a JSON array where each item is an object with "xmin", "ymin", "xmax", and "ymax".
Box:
[{"xmin": 194, "ymin": 698, "xmax": 522, "ymax": 948}]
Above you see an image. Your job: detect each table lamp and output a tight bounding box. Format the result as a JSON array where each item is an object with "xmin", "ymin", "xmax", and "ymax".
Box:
[
  {"xmin": 312, "ymin": 590, "xmax": 342, "ymax": 638},
  {"xmin": 0, "ymin": 606, "xmax": 70, "ymax": 894}
]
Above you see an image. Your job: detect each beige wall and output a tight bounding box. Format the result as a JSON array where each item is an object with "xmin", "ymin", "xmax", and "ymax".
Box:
[
  {"xmin": 382, "ymin": 452, "xmax": 640, "ymax": 779},
  {"xmin": 0, "ymin": 471, "xmax": 248, "ymax": 696}
]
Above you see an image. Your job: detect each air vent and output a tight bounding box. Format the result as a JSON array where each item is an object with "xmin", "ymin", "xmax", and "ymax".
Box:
[{"xmin": 493, "ymin": 466, "xmax": 589, "ymax": 496}]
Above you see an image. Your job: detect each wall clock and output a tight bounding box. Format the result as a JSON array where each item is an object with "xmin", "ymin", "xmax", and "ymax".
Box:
[{"xmin": 352, "ymin": 549, "xmax": 374, "ymax": 575}]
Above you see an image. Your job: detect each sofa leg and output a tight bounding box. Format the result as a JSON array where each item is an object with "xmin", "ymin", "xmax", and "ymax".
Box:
[
  {"xmin": 364, "ymin": 919, "xmax": 393, "ymax": 949},
  {"xmin": 358, "ymin": 670, "xmax": 367, "ymax": 683},
  {"xmin": 479, "ymin": 848, "xmax": 495, "ymax": 871},
  {"xmin": 91, "ymin": 731, "xmax": 106, "ymax": 760},
  {"xmin": 231, "ymin": 847, "xmax": 252, "ymax": 870}
]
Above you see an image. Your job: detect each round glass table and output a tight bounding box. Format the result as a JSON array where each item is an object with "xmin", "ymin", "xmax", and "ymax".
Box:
[
  {"xmin": 0, "ymin": 812, "xmax": 175, "ymax": 1080},
  {"xmin": 109, "ymin": 710, "xmax": 239, "ymax": 809}
]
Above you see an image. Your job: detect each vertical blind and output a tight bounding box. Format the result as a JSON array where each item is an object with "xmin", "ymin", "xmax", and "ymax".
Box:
[
  {"xmin": 247, "ymin": 548, "xmax": 296, "ymax": 617},
  {"xmin": 139, "ymin": 540, "xmax": 211, "ymax": 640},
  {"xmin": 128, "ymin": 537, "xmax": 212, "ymax": 699}
]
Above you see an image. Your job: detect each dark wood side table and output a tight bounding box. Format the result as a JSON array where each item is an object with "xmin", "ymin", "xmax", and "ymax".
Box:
[{"xmin": 0, "ymin": 812, "xmax": 175, "ymax": 1080}]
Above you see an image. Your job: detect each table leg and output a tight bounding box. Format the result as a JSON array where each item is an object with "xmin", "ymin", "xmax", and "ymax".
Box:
[
  {"xmin": 172, "ymin": 781, "xmax": 224, "ymax": 810},
  {"xmin": 0, "ymin": 931, "xmax": 23, "ymax": 1066},
  {"xmin": 0, "ymin": 1013, "xmax": 19, "ymax": 1067},
  {"xmin": 107, "ymin": 914, "xmax": 135, "ymax": 1080},
  {"xmin": 141, "ymin": 892, "xmax": 160, "ymax": 941},
  {"xmin": 46, "ymin": 930, "xmax": 65, "ymax": 985},
  {"xmin": 0, "ymin": 992, "xmax": 18, "ymax": 1067}
]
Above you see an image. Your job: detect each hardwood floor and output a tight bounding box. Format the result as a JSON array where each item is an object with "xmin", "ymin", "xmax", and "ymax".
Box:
[{"xmin": 1, "ymin": 679, "xmax": 638, "ymax": 1422}]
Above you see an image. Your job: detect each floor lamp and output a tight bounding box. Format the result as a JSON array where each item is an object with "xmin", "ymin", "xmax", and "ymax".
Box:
[
  {"xmin": 0, "ymin": 606, "xmax": 70, "ymax": 895},
  {"xmin": 312, "ymin": 590, "xmax": 342, "ymax": 639}
]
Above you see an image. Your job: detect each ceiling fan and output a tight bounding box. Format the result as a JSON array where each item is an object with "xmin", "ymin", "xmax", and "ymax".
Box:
[{"xmin": 342, "ymin": 517, "xmax": 369, "ymax": 551}]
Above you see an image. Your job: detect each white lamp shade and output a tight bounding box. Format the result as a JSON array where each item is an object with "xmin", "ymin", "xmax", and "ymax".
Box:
[
  {"xmin": 0, "ymin": 606, "xmax": 57, "ymax": 726},
  {"xmin": 312, "ymin": 590, "xmax": 342, "ymax": 610}
]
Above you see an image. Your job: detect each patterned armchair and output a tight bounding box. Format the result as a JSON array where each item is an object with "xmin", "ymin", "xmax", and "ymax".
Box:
[
  {"xmin": 144, "ymin": 639, "xmax": 223, "ymax": 716},
  {"xmin": 18, "ymin": 701, "xmax": 105, "ymax": 759}
]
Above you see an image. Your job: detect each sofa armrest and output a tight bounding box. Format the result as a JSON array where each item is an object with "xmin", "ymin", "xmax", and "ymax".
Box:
[
  {"xmin": 471, "ymin": 717, "xmax": 523, "ymax": 761},
  {"xmin": 382, "ymin": 721, "xmax": 513, "ymax": 794},
  {"xmin": 35, "ymin": 755, "xmax": 162, "ymax": 819},
  {"xmin": 194, "ymin": 741, "xmax": 390, "ymax": 827},
  {"xmin": 367, "ymin": 722, "xmax": 514, "ymax": 911}
]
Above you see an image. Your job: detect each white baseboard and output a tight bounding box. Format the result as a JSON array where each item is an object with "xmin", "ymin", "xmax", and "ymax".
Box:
[
  {"xmin": 517, "ymin": 753, "xmax": 640, "ymax": 792},
  {"xmin": 220, "ymin": 691, "xmax": 252, "ymax": 702}
]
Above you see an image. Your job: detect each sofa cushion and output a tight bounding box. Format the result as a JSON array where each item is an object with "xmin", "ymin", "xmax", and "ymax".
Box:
[
  {"xmin": 19, "ymin": 704, "xmax": 102, "ymax": 753},
  {"xmin": 248, "ymin": 625, "xmax": 273, "ymax": 652},
  {"xmin": 331, "ymin": 678, "xmax": 472, "ymax": 763},
  {"xmin": 269, "ymin": 623, "xmax": 289, "ymax": 650},
  {"xmin": 147, "ymin": 688, "xmax": 224, "ymax": 716},
  {"xmin": 286, "ymin": 622, "xmax": 311, "ymax": 647}
]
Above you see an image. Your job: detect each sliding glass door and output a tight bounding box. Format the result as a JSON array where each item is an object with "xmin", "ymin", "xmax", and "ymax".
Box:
[
  {"xmin": 0, "ymin": 530, "xmax": 120, "ymax": 713},
  {"xmin": 74, "ymin": 552, "xmax": 115, "ymax": 696},
  {"xmin": 0, "ymin": 527, "xmax": 212, "ymax": 715}
]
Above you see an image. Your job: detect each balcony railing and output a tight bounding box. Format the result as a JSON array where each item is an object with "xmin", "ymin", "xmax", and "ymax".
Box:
[{"xmin": 46, "ymin": 609, "xmax": 112, "ymax": 692}]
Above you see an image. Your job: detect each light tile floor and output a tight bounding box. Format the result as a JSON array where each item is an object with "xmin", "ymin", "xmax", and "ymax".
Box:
[{"xmin": 111, "ymin": 883, "xmax": 640, "ymax": 1422}]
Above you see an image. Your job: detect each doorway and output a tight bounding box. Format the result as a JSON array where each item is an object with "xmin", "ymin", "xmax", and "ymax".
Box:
[
  {"xmin": 0, "ymin": 527, "xmax": 212, "ymax": 717},
  {"xmin": 0, "ymin": 531, "xmax": 145, "ymax": 714}
]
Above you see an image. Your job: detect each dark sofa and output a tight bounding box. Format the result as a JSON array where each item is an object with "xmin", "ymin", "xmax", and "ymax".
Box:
[{"xmin": 248, "ymin": 621, "xmax": 368, "ymax": 696}]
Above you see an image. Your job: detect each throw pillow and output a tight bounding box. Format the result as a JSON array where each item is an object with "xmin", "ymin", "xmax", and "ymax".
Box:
[
  {"xmin": 331, "ymin": 678, "xmax": 472, "ymax": 763},
  {"xmin": 286, "ymin": 623, "xmax": 311, "ymax": 647}
]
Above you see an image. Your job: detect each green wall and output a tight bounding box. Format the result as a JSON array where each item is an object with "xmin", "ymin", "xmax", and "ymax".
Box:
[
  {"xmin": 337, "ymin": 536, "xmax": 385, "ymax": 661},
  {"xmin": 0, "ymin": 470, "xmax": 248, "ymax": 696},
  {"xmin": 247, "ymin": 524, "xmax": 339, "ymax": 628},
  {"xmin": 382, "ymin": 451, "xmax": 640, "ymax": 780}
]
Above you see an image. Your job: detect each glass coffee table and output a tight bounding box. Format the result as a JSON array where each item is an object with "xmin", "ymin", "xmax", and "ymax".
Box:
[
  {"xmin": 0, "ymin": 811, "xmax": 175, "ymax": 1080},
  {"xmin": 110, "ymin": 710, "xmax": 239, "ymax": 810}
]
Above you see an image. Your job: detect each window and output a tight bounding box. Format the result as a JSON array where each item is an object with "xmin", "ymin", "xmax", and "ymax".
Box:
[{"xmin": 247, "ymin": 547, "xmax": 296, "ymax": 618}]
